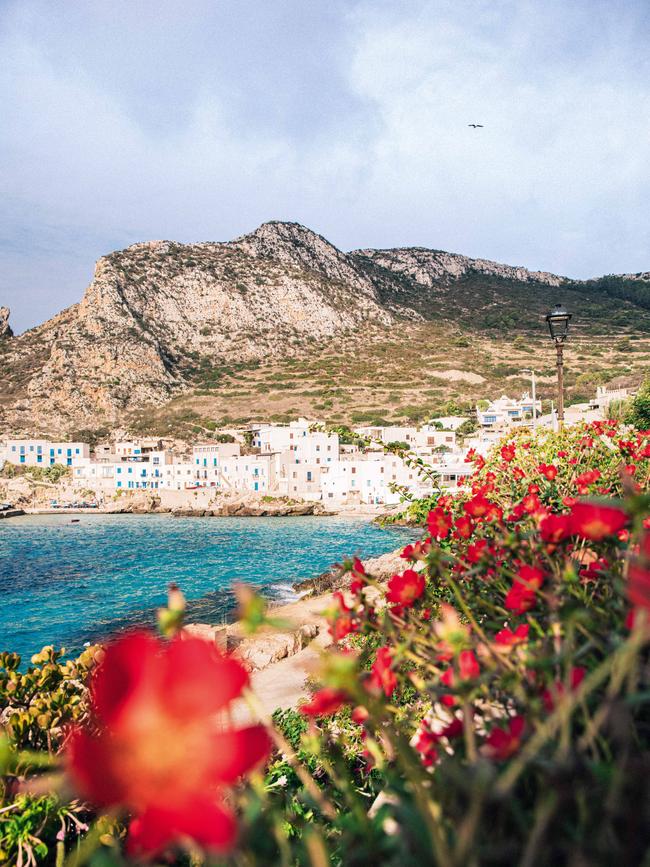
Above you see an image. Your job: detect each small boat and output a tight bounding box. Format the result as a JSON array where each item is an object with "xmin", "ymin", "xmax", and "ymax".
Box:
[{"xmin": 71, "ymin": 518, "xmax": 80, "ymax": 524}]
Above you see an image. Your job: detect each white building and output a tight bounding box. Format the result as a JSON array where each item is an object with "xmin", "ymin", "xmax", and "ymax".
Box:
[
  {"xmin": 476, "ymin": 393, "xmax": 542, "ymax": 430},
  {"xmin": 2, "ymin": 439, "xmax": 90, "ymax": 467},
  {"xmin": 353, "ymin": 424, "xmax": 457, "ymax": 452}
]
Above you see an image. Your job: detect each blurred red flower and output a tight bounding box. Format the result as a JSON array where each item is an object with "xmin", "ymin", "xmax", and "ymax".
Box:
[
  {"xmin": 501, "ymin": 443, "xmax": 516, "ymax": 462},
  {"xmin": 628, "ymin": 532, "xmax": 650, "ymax": 614},
  {"xmin": 569, "ymin": 502, "xmax": 628, "ymax": 541},
  {"xmin": 67, "ymin": 632, "xmax": 269, "ymax": 859},
  {"xmin": 349, "ymin": 557, "xmax": 367, "ymax": 595},
  {"xmin": 539, "ymin": 513, "xmax": 572, "ymax": 543},
  {"xmin": 483, "ymin": 716, "xmax": 525, "ymax": 760},
  {"xmin": 494, "ymin": 624, "xmax": 529, "ymax": 648},
  {"xmin": 542, "ymin": 667, "xmax": 586, "ymax": 712},
  {"xmin": 505, "ymin": 565, "xmax": 544, "ymax": 614},
  {"xmin": 300, "ymin": 688, "xmax": 349, "ymax": 718},
  {"xmin": 370, "ymin": 646, "xmax": 398, "ymax": 697}
]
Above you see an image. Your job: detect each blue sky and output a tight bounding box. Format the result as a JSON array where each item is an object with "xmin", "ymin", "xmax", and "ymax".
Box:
[{"xmin": 1, "ymin": 0, "xmax": 649, "ymax": 333}]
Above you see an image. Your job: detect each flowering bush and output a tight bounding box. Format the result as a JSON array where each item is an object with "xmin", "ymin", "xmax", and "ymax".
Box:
[{"xmin": 1, "ymin": 420, "xmax": 650, "ymax": 865}]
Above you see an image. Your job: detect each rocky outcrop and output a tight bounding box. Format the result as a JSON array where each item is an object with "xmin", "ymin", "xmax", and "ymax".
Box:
[
  {"xmin": 171, "ymin": 497, "xmax": 332, "ymax": 518},
  {"xmin": 293, "ymin": 546, "xmax": 408, "ymax": 595},
  {"xmin": 0, "ymin": 307, "xmax": 12, "ymax": 339},
  {"xmin": 103, "ymin": 493, "xmax": 166, "ymax": 514}
]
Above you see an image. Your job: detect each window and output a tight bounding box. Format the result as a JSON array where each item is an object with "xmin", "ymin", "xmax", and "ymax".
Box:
[{"xmin": 307, "ymin": 471, "xmax": 312, "ymax": 481}]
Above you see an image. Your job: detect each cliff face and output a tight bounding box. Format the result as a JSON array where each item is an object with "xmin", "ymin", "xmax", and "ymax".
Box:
[{"xmin": 0, "ymin": 220, "xmax": 647, "ymax": 435}]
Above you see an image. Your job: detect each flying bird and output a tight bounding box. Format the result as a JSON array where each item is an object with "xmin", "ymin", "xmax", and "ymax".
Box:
[{"xmin": 468, "ymin": 123, "xmax": 484, "ymax": 128}]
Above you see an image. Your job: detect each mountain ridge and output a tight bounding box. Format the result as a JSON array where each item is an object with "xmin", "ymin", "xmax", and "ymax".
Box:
[{"xmin": 1, "ymin": 221, "xmax": 648, "ymax": 437}]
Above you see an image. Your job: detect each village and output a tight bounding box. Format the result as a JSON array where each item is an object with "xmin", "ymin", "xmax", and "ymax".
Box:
[{"xmin": 0, "ymin": 385, "xmax": 629, "ymax": 513}]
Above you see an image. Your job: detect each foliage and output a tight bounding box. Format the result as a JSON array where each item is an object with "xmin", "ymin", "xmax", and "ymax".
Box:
[
  {"xmin": 626, "ymin": 377, "xmax": 650, "ymax": 430},
  {"xmin": 2, "ymin": 421, "xmax": 650, "ymax": 864},
  {"xmin": 26, "ymin": 464, "xmax": 70, "ymax": 484}
]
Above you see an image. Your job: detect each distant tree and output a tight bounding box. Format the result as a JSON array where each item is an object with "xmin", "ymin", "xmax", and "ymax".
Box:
[
  {"xmin": 385, "ymin": 441, "xmax": 410, "ymax": 451},
  {"xmin": 456, "ymin": 419, "xmax": 478, "ymax": 439},
  {"xmin": 626, "ymin": 379, "xmax": 650, "ymax": 430},
  {"xmin": 215, "ymin": 433, "xmax": 235, "ymax": 443}
]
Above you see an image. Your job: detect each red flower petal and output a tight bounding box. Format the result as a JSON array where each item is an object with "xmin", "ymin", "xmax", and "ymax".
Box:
[
  {"xmin": 165, "ymin": 636, "xmax": 249, "ymax": 718},
  {"xmin": 127, "ymin": 799, "xmax": 237, "ymax": 858},
  {"xmin": 208, "ymin": 725, "xmax": 270, "ymax": 784}
]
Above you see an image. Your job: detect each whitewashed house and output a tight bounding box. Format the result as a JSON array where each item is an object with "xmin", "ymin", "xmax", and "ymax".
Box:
[
  {"xmin": 2, "ymin": 439, "xmax": 90, "ymax": 467},
  {"xmin": 476, "ymin": 393, "xmax": 542, "ymax": 430}
]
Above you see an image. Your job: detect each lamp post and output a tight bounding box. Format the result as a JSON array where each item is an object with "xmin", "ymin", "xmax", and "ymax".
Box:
[
  {"xmin": 545, "ymin": 304, "xmax": 572, "ymax": 430},
  {"xmin": 519, "ymin": 369, "xmax": 537, "ymax": 433}
]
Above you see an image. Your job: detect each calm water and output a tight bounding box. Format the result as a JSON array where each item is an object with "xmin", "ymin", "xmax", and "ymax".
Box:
[{"xmin": 0, "ymin": 514, "xmax": 412, "ymax": 661}]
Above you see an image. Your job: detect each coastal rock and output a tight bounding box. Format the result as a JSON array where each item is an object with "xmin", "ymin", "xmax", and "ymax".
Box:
[
  {"xmin": 232, "ymin": 623, "xmax": 320, "ymax": 671},
  {"xmin": 0, "ymin": 307, "xmax": 12, "ymax": 339},
  {"xmin": 104, "ymin": 493, "xmax": 165, "ymax": 514},
  {"xmin": 294, "ymin": 546, "xmax": 409, "ymax": 595},
  {"xmin": 171, "ymin": 497, "xmax": 332, "ymax": 518}
]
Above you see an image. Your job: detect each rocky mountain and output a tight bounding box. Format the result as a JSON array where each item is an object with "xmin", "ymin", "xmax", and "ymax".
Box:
[{"xmin": 1, "ymin": 221, "xmax": 648, "ymax": 436}]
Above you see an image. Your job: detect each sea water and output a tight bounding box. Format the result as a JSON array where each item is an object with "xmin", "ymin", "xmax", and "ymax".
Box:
[{"xmin": 0, "ymin": 513, "xmax": 414, "ymax": 661}]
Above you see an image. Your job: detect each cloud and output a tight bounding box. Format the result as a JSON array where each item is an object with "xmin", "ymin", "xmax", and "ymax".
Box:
[{"xmin": 0, "ymin": 0, "xmax": 648, "ymax": 332}]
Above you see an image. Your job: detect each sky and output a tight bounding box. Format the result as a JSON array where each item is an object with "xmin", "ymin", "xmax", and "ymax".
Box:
[{"xmin": 1, "ymin": 0, "xmax": 649, "ymax": 333}]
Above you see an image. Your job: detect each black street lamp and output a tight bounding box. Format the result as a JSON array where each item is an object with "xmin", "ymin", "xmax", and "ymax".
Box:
[{"xmin": 545, "ymin": 303, "xmax": 572, "ymax": 430}]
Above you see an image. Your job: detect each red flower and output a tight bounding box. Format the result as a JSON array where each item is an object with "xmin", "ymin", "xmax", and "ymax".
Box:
[
  {"xmin": 512, "ymin": 466, "xmax": 526, "ymax": 481},
  {"xmin": 464, "ymin": 494, "xmax": 496, "ymax": 520},
  {"xmin": 628, "ymin": 532, "xmax": 650, "ymax": 613},
  {"xmin": 328, "ymin": 592, "xmax": 358, "ymax": 641},
  {"xmin": 386, "ymin": 569, "xmax": 426, "ymax": 609},
  {"xmin": 542, "ymin": 667, "xmax": 586, "ymax": 712},
  {"xmin": 67, "ymin": 632, "xmax": 269, "ymax": 858},
  {"xmin": 466, "ymin": 539, "xmax": 490, "ymax": 564},
  {"xmin": 400, "ymin": 539, "xmax": 431, "ymax": 561},
  {"xmin": 300, "ymin": 687, "xmax": 349, "ymax": 718},
  {"xmin": 569, "ymin": 502, "xmax": 628, "ymax": 541},
  {"xmin": 501, "ymin": 443, "xmax": 516, "ymax": 463},
  {"xmin": 494, "ymin": 624, "xmax": 529, "ymax": 648},
  {"xmin": 454, "ymin": 515, "xmax": 475, "ymax": 539},
  {"xmin": 427, "ymin": 507, "xmax": 453, "ymax": 540},
  {"xmin": 520, "ymin": 492, "xmax": 543, "ymax": 515},
  {"xmin": 539, "ymin": 513, "xmax": 572, "ymax": 544},
  {"xmin": 440, "ymin": 651, "xmax": 480, "ymax": 705},
  {"xmin": 574, "ymin": 469, "xmax": 601, "ymax": 490},
  {"xmin": 505, "ymin": 565, "xmax": 544, "ymax": 614},
  {"xmin": 370, "ymin": 646, "xmax": 398, "ymax": 697},
  {"xmin": 538, "ymin": 463, "xmax": 558, "ymax": 481},
  {"xmin": 413, "ymin": 724, "xmax": 439, "ymax": 766},
  {"xmin": 351, "ymin": 705, "xmax": 370, "ymax": 725},
  {"xmin": 350, "ymin": 557, "xmax": 366, "ymax": 595},
  {"xmin": 579, "ymin": 556, "xmax": 609, "ymax": 583},
  {"xmin": 483, "ymin": 716, "xmax": 525, "ymax": 760},
  {"xmin": 465, "ymin": 449, "xmax": 486, "ymax": 470}
]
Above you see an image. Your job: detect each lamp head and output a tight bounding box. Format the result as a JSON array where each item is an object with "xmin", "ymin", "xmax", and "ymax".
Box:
[{"xmin": 545, "ymin": 304, "xmax": 572, "ymax": 342}]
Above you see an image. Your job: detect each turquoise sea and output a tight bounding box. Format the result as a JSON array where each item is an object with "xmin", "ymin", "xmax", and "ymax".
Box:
[{"xmin": 0, "ymin": 514, "xmax": 413, "ymax": 662}]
